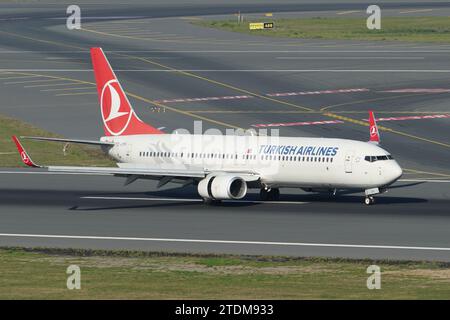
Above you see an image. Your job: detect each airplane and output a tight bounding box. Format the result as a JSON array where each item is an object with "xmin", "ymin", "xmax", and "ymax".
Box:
[{"xmin": 12, "ymin": 47, "xmax": 403, "ymax": 206}]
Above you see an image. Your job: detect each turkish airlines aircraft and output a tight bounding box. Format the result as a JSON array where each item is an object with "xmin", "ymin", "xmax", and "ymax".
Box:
[{"xmin": 12, "ymin": 48, "xmax": 403, "ymax": 205}]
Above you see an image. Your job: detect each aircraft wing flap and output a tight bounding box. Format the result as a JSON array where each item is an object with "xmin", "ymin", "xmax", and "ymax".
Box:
[{"xmin": 47, "ymin": 166, "xmax": 206, "ymax": 178}]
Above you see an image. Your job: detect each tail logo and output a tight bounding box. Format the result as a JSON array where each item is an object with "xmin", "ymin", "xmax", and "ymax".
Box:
[
  {"xmin": 100, "ymin": 80, "xmax": 133, "ymax": 136},
  {"xmin": 370, "ymin": 125, "xmax": 378, "ymax": 137},
  {"xmin": 21, "ymin": 151, "xmax": 28, "ymax": 162}
]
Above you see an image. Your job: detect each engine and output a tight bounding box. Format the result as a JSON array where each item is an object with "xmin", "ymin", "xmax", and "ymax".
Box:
[{"xmin": 198, "ymin": 175, "xmax": 247, "ymax": 200}]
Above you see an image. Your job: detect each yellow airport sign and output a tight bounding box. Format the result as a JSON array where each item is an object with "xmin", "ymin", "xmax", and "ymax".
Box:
[{"xmin": 249, "ymin": 22, "xmax": 274, "ymax": 30}]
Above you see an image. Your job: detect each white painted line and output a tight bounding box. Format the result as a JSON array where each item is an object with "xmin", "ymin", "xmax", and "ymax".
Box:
[
  {"xmin": 366, "ymin": 114, "xmax": 450, "ymax": 122},
  {"xmin": 336, "ymin": 10, "xmax": 360, "ymax": 15},
  {"xmin": 84, "ymin": 196, "xmax": 202, "ymax": 202},
  {"xmin": 82, "ymin": 196, "xmax": 309, "ymax": 205},
  {"xmin": 1, "ymin": 69, "xmax": 450, "ymax": 73},
  {"xmin": 0, "ymin": 233, "xmax": 448, "ymax": 252},
  {"xmin": 0, "ymin": 50, "xmax": 449, "ymax": 53},
  {"xmin": 252, "ymin": 120, "xmax": 344, "ymax": 128},
  {"xmin": 399, "ymin": 9, "xmax": 433, "ymax": 14},
  {"xmin": 398, "ymin": 179, "xmax": 450, "ymax": 183},
  {"xmin": 267, "ymin": 88, "xmax": 369, "ymax": 97},
  {"xmin": 381, "ymin": 88, "xmax": 450, "ymax": 93},
  {"xmin": 276, "ymin": 57, "xmax": 424, "ymax": 60},
  {"xmin": 155, "ymin": 95, "xmax": 253, "ymax": 104}
]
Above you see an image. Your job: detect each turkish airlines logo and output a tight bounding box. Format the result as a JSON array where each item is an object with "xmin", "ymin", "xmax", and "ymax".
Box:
[
  {"xmin": 101, "ymin": 79, "xmax": 133, "ymax": 136},
  {"xmin": 370, "ymin": 125, "xmax": 378, "ymax": 138},
  {"xmin": 21, "ymin": 151, "xmax": 28, "ymax": 163}
]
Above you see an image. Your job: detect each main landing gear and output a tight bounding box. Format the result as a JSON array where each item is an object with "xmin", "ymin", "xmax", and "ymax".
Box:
[{"xmin": 260, "ymin": 188, "xmax": 280, "ymax": 201}]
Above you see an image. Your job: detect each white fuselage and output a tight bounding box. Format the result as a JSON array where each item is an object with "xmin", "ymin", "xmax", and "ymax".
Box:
[{"xmin": 102, "ymin": 134, "xmax": 403, "ymax": 190}]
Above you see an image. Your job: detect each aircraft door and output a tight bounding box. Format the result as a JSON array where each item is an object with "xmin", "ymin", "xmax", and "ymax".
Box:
[{"xmin": 344, "ymin": 151, "xmax": 353, "ymax": 173}]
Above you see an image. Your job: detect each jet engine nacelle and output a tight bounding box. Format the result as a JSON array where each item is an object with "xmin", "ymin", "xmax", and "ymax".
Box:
[{"xmin": 198, "ymin": 174, "xmax": 247, "ymax": 200}]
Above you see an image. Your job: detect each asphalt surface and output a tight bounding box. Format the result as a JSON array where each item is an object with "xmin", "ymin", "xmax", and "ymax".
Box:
[{"xmin": 0, "ymin": 1, "xmax": 449, "ymax": 261}]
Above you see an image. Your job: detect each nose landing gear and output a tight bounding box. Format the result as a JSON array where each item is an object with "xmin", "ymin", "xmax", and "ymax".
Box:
[
  {"xmin": 364, "ymin": 187, "xmax": 380, "ymax": 205},
  {"xmin": 364, "ymin": 196, "xmax": 375, "ymax": 205}
]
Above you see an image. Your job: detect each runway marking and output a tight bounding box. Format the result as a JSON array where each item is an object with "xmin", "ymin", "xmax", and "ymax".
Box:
[
  {"xmin": 276, "ymin": 57, "xmax": 424, "ymax": 60},
  {"xmin": 381, "ymin": 88, "xmax": 450, "ymax": 93},
  {"xmin": 154, "ymin": 95, "xmax": 253, "ymax": 104},
  {"xmin": 252, "ymin": 120, "xmax": 344, "ymax": 128},
  {"xmin": 2, "ymin": 30, "xmax": 448, "ymax": 151},
  {"xmin": 399, "ymin": 9, "xmax": 433, "ymax": 14},
  {"xmin": 399, "ymin": 179, "xmax": 450, "ymax": 183},
  {"xmin": 325, "ymin": 112, "xmax": 450, "ymax": 149},
  {"xmin": 267, "ymin": 88, "xmax": 369, "ymax": 97},
  {"xmin": 41, "ymin": 86, "xmax": 95, "ymax": 92},
  {"xmin": 2, "ymin": 50, "xmax": 450, "ymax": 53},
  {"xmin": 336, "ymin": 10, "xmax": 360, "ymax": 15},
  {"xmin": 82, "ymin": 196, "xmax": 309, "ymax": 205},
  {"xmin": 403, "ymin": 168, "xmax": 450, "ymax": 178},
  {"xmin": 0, "ymin": 233, "xmax": 449, "ymax": 252},
  {"xmin": 4, "ymin": 69, "xmax": 450, "ymax": 73},
  {"xmin": 55, "ymin": 91, "xmax": 97, "ymax": 96},
  {"xmin": 24, "ymin": 82, "xmax": 79, "ymax": 88},
  {"xmin": 4, "ymin": 78, "xmax": 63, "ymax": 85},
  {"xmin": 320, "ymin": 92, "xmax": 440, "ymax": 112},
  {"xmin": 0, "ymin": 75, "xmax": 40, "ymax": 80},
  {"xmin": 367, "ymin": 114, "xmax": 450, "ymax": 122}
]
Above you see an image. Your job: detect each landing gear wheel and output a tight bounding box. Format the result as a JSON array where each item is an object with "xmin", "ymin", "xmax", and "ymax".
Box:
[
  {"xmin": 364, "ymin": 196, "xmax": 375, "ymax": 205},
  {"xmin": 260, "ymin": 188, "xmax": 280, "ymax": 201}
]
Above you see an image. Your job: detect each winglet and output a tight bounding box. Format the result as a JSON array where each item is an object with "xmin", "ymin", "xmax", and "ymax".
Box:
[
  {"xmin": 11, "ymin": 136, "xmax": 40, "ymax": 167},
  {"xmin": 368, "ymin": 111, "xmax": 380, "ymax": 144}
]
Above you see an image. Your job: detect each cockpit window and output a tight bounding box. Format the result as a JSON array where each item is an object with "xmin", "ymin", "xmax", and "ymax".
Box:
[{"xmin": 365, "ymin": 155, "xmax": 393, "ymax": 162}]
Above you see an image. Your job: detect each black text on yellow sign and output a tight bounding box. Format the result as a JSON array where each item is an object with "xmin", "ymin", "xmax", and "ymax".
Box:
[{"xmin": 249, "ymin": 22, "xmax": 274, "ymax": 30}]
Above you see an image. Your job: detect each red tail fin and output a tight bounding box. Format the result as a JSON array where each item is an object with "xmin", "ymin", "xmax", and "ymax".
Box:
[
  {"xmin": 90, "ymin": 47, "xmax": 163, "ymax": 136},
  {"xmin": 368, "ymin": 110, "xmax": 380, "ymax": 144}
]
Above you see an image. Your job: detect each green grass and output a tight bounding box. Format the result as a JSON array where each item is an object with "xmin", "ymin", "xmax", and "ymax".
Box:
[
  {"xmin": 0, "ymin": 114, "xmax": 115, "ymax": 167},
  {"xmin": 193, "ymin": 17, "xmax": 450, "ymax": 43},
  {"xmin": 1, "ymin": 247, "xmax": 449, "ymax": 299}
]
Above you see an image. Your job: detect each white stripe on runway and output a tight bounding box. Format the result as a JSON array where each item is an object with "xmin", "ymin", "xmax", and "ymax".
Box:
[
  {"xmin": 398, "ymin": 179, "xmax": 450, "ymax": 183},
  {"xmin": 276, "ymin": 57, "xmax": 424, "ymax": 60},
  {"xmin": 2, "ymin": 69, "xmax": 450, "ymax": 73},
  {"xmin": 0, "ymin": 233, "xmax": 448, "ymax": 252},
  {"xmin": 81, "ymin": 196, "xmax": 309, "ymax": 205}
]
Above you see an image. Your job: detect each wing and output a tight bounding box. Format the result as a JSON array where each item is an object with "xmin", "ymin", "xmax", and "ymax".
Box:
[
  {"xmin": 11, "ymin": 136, "xmax": 260, "ymax": 187},
  {"xmin": 20, "ymin": 136, "xmax": 114, "ymax": 146}
]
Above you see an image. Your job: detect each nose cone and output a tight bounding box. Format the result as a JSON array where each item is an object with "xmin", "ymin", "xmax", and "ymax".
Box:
[{"xmin": 390, "ymin": 162, "xmax": 403, "ymax": 184}]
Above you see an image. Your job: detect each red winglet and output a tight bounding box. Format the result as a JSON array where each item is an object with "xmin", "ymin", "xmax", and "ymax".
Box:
[
  {"xmin": 368, "ymin": 111, "xmax": 380, "ymax": 144},
  {"xmin": 11, "ymin": 136, "xmax": 40, "ymax": 167}
]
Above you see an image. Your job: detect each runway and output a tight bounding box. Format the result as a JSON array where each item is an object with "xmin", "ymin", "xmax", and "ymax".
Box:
[{"xmin": 0, "ymin": 1, "xmax": 449, "ymax": 261}]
